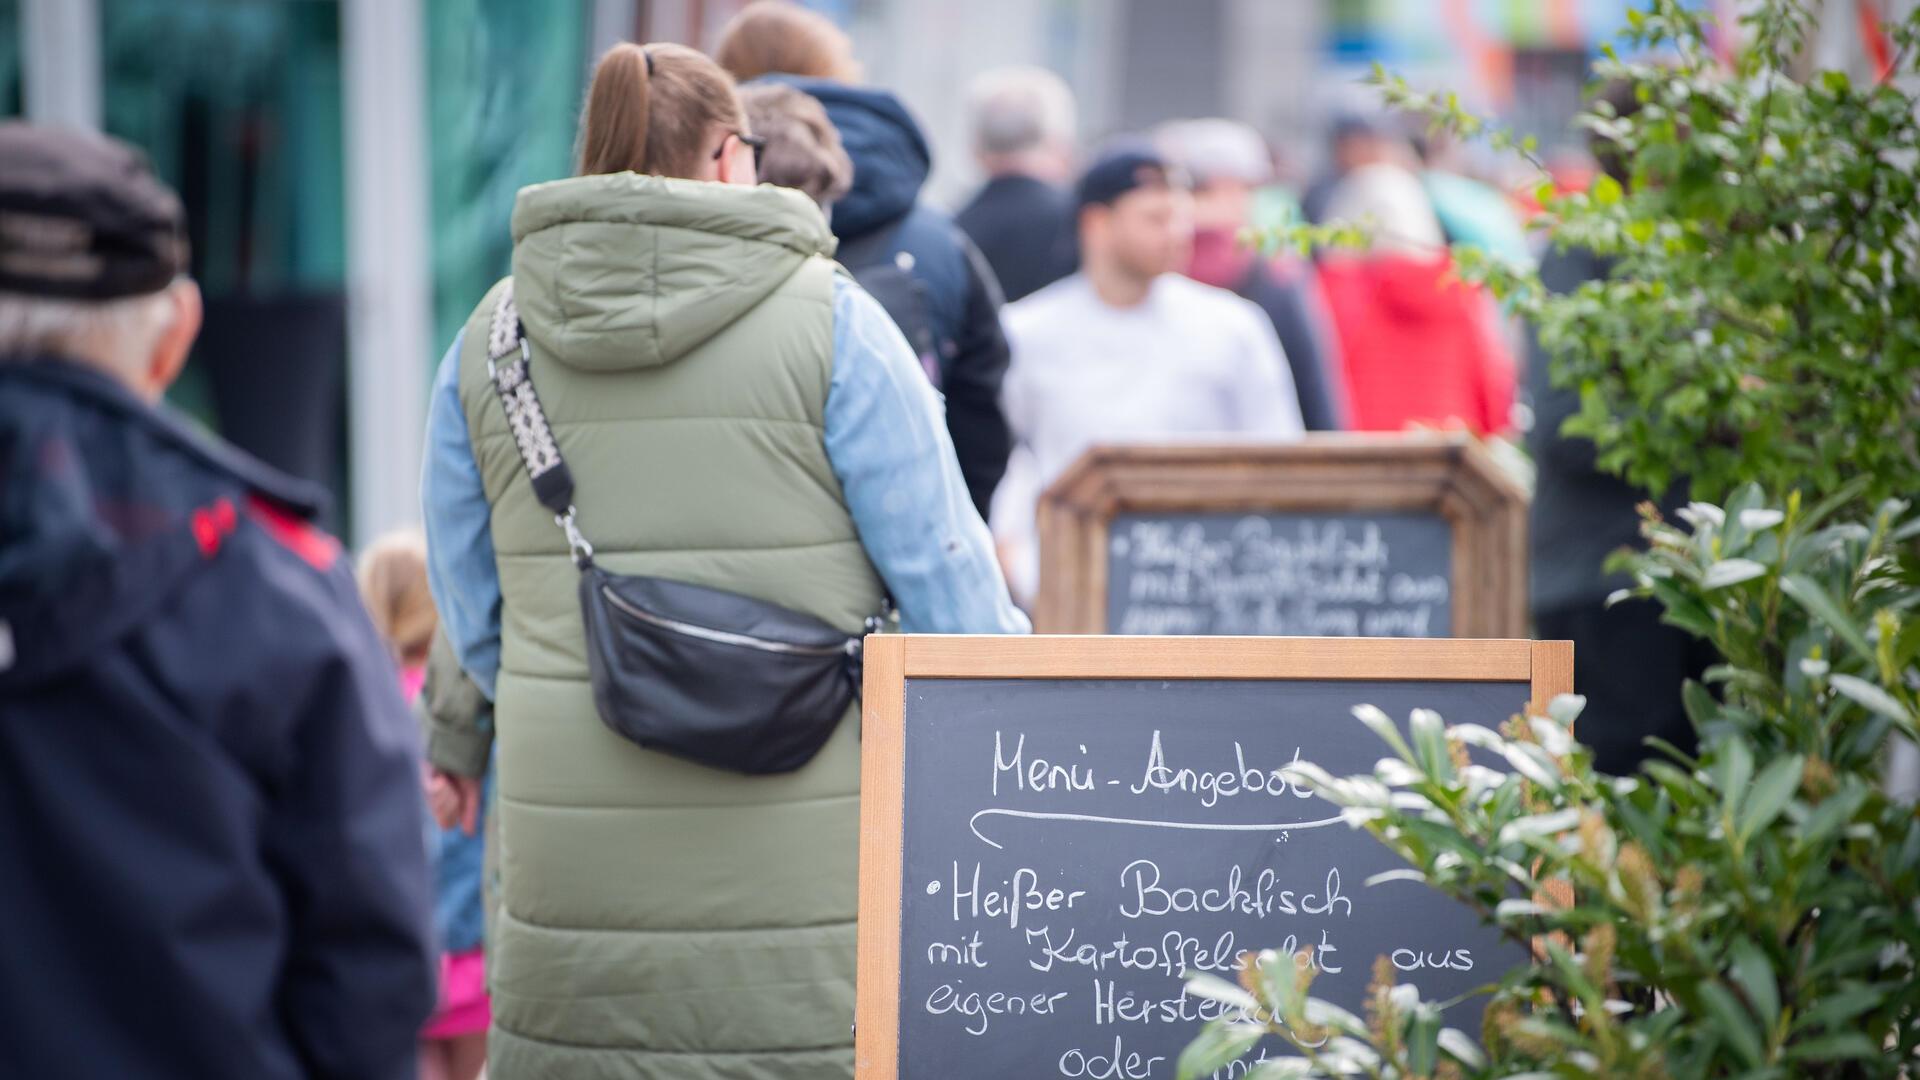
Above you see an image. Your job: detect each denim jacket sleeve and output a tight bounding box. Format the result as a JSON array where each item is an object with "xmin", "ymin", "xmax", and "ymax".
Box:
[
  {"xmin": 420, "ymin": 333, "xmax": 503, "ymax": 701},
  {"xmin": 825, "ymin": 277, "xmax": 1030, "ymax": 635}
]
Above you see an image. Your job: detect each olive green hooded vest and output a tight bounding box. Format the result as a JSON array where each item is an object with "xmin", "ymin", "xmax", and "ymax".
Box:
[{"xmin": 456, "ymin": 173, "xmax": 883, "ymax": 1079}]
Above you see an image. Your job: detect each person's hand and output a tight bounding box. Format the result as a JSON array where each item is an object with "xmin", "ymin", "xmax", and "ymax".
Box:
[{"xmin": 426, "ymin": 768, "xmax": 483, "ymax": 836}]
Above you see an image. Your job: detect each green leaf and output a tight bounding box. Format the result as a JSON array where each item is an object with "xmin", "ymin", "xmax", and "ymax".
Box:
[
  {"xmin": 1184, "ymin": 973, "xmax": 1258, "ymax": 1013},
  {"xmin": 1713, "ymin": 738, "xmax": 1754, "ymax": 805},
  {"xmin": 1737, "ymin": 754, "xmax": 1803, "ymax": 841},
  {"xmin": 1784, "ymin": 1032, "xmax": 1879, "ymax": 1062},
  {"xmin": 1501, "ymin": 742, "xmax": 1564, "ymax": 791},
  {"xmin": 1793, "ymin": 781, "xmax": 1868, "ymax": 854},
  {"xmin": 1593, "ymin": 173, "xmax": 1624, "ymax": 206},
  {"xmin": 1437, "ymin": 1028, "xmax": 1486, "ymax": 1068},
  {"xmin": 1406, "ymin": 1006, "xmax": 1442, "ymax": 1075},
  {"xmin": 1779, "ymin": 574, "xmax": 1875, "ymax": 660},
  {"xmin": 1797, "ymin": 478, "xmax": 1873, "ymax": 533},
  {"xmin": 1703, "ymin": 558, "xmax": 1769, "ymax": 589},
  {"xmin": 1301, "ymin": 998, "xmax": 1368, "ymax": 1038},
  {"xmin": 1681, "ymin": 680, "xmax": 1719, "ymax": 729},
  {"xmin": 1547, "ymin": 693, "xmax": 1584, "ymax": 726},
  {"xmin": 1698, "ymin": 981, "xmax": 1767, "ymax": 1068},
  {"xmin": 1175, "ymin": 1020, "xmax": 1265, "ymax": 1080},
  {"xmin": 1410, "ymin": 707, "xmax": 1452, "ymax": 780},
  {"xmin": 1497, "ymin": 809, "xmax": 1581, "ymax": 845},
  {"xmin": 1544, "ymin": 940, "xmax": 1605, "ymax": 1011},
  {"xmin": 1795, "ymin": 982, "xmax": 1884, "ymax": 1030},
  {"xmin": 1246, "ymin": 950, "xmax": 1307, "ymax": 1022},
  {"xmin": 1728, "ymin": 939, "xmax": 1780, "ymax": 1029},
  {"xmin": 1648, "ymin": 577, "xmax": 1719, "ymax": 638},
  {"xmin": 1352, "ymin": 704, "xmax": 1417, "ymax": 765},
  {"xmin": 1828, "ymin": 673, "xmax": 1915, "ymax": 732}
]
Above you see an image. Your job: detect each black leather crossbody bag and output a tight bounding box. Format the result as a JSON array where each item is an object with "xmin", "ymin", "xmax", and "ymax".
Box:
[{"xmin": 484, "ymin": 283, "xmax": 886, "ymax": 775}]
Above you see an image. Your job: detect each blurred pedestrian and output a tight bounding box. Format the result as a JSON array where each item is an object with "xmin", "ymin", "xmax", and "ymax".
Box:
[
  {"xmin": 1299, "ymin": 114, "xmax": 1402, "ymax": 225},
  {"xmin": 421, "ymin": 42, "xmax": 1026, "ymax": 1079},
  {"xmin": 0, "ymin": 123, "xmax": 434, "ymax": 1079},
  {"xmin": 741, "ymin": 82, "xmax": 853, "ymax": 210},
  {"xmin": 356, "ymin": 533, "xmax": 491, "ymax": 1080},
  {"xmin": 1411, "ymin": 128, "xmax": 1533, "ymax": 270},
  {"xmin": 718, "ymin": 0, "xmax": 1015, "ymax": 517},
  {"xmin": 955, "ymin": 66, "xmax": 1080, "ymax": 302},
  {"xmin": 1158, "ymin": 117, "xmax": 1346, "ymax": 431},
  {"xmin": 1528, "ymin": 80, "xmax": 1708, "ymax": 775},
  {"xmin": 1316, "ymin": 162, "xmax": 1515, "ymax": 436},
  {"xmin": 357, "ymin": 530, "xmax": 437, "ymax": 696},
  {"xmin": 992, "ymin": 144, "xmax": 1305, "ymax": 602}
]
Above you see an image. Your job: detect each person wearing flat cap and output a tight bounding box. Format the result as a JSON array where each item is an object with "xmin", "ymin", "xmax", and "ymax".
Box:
[
  {"xmin": 0, "ymin": 123, "xmax": 434, "ymax": 1079},
  {"xmin": 989, "ymin": 142, "xmax": 1306, "ymax": 604}
]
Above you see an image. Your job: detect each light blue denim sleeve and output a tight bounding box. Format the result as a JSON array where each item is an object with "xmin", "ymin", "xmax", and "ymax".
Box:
[
  {"xmin": 826, "ymin": 277, "xmax": 1030, "ymax": 634},
  {"xmin": 421, "ymin": 332, "xmax": 503, "ymax": 700}
]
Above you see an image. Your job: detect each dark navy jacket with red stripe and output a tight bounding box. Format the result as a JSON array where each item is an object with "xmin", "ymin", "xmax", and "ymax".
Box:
[{"xmin": 0, "ymin": 359, "xmax": 435, "ymax": 1079}]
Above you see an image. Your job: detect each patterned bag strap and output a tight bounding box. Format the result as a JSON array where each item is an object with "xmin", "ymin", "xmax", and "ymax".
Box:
[{"xmin": 487, "ymin": 281, "xmax": 593, "ymax": 567}]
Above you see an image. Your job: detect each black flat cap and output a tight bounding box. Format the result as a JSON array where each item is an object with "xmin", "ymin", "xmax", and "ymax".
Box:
[{"xmin": 0, "ymin": 123, "xmax": 188, "ymax": 300}]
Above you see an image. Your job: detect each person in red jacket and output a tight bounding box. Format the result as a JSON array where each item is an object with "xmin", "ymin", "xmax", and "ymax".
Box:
[{"xmin": 1316, "ymin": 162, "xmax": 1516, "ymax": 436}]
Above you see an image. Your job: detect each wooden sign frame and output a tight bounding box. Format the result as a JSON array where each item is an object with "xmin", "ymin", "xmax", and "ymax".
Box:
[
  {"xmin": 854, "ymin": 634, "xmax": 1573, "ymax": 1079},
  {"xmin": 1033, "ymin": 435, "xmax": 1529, "ymax": 637}
]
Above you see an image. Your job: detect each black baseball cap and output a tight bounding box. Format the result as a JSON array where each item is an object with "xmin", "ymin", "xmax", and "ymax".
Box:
[
  {"xmin": 0, "ymin": 123, "xmax": 189, "ymax": 300},
  {"xmin": 1074, "ymin": 142, "xmax": 1186, "ymax": 212}
]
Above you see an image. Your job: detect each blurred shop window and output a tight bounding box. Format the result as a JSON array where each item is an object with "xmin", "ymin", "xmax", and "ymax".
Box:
[
  {"xmin": 427, "ymin": 0, "xmax": 587, "ymax": 350},
  {"xmin": 101, "ymin": 0, "xmax": 350, "ymax": 530},
  {"xmin": 0, "ymin": 0, "xmax": 20, "ymax": 116}
]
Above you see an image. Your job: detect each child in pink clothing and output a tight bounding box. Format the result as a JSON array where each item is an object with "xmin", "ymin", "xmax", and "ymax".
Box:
[{"xmin": 358, "ymin": 532, "xmax": 489, "ymax": 1080}]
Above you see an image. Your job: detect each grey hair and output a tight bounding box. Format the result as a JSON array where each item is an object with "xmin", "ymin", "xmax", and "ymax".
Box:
[
  {"xmin": 0, "ymin": 288, "xmax": 178, "ymax": 378},
  {"xmin": 967, "ymin": 66, "xmax": 1076, "ymax": 157}
]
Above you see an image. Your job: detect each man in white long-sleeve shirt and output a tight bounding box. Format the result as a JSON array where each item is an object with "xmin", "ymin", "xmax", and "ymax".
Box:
[{"xmin": 991, "ymin": 143, "xmax": 1305, "ymax": 602}]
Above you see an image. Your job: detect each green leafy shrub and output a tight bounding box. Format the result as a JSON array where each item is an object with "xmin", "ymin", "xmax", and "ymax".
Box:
[
  {"xmin": 1186, "ymin": 2, "xmax": 1920, "ymax": 1074},
  {"xmin": 1293, "ymin": 0, "xmax": 1920, "ymax": 509},
  {"xmin": 1178, "ymin": 487, "xmax": 1920, "ymax": 1078}
]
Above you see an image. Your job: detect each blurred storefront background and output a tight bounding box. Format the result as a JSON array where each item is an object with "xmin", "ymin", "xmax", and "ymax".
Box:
[{"xmin": 1, "ymin": 0, "xmax": 1901, "ymax": 544}]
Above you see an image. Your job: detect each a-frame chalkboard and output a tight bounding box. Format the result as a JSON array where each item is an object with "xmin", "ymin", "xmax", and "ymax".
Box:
[
  {"xmin": 1034, "ymin": 435, "xmax": 1529, "ymax": 639},
  {"xmin": 857, "ymin": 635, "xmax": 1572, "ymax": 1080}
]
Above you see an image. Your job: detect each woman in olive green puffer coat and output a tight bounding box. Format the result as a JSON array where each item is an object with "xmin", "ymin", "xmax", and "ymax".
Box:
[{"xmin": 418, "ymin": 40, "xmax": 1027, "ymax": 1080}]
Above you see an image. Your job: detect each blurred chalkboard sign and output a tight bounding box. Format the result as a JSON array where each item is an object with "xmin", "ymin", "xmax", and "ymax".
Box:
[
  {"xmin": 1035, "ymin": 436, "xmax": 1528, "ymax": 638},
  {"xmin": 855, "ymin": 635, "xmax": 1573, "ymax": 1080}
]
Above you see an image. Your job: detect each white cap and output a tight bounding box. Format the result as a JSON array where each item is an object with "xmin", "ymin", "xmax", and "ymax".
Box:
[{"xmin": 1156, "ymin": 118, "xmax": 1273, "ymax": 186}]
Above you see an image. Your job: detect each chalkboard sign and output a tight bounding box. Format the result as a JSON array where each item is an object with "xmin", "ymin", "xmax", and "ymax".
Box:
[
  {"xmin": 1035, "ymin": 436, "xmax": 1528, "ymax": 638},
  {"xmin": 1107, "ymin": 511, "xmax": 1454, "ymax": 636},
  {"xmin": 857, "ymin": 636, "xmax": 1572, "ymax": 1080}
]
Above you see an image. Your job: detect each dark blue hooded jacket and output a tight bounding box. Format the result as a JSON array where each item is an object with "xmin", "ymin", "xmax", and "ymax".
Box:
[
  {"xmin": 0, "ymin": 359, "xmax": 436, "ymax": 1079},
  {"xmin": 767, "ymin": 76, "xmax": 1013, "ymax": 517}
]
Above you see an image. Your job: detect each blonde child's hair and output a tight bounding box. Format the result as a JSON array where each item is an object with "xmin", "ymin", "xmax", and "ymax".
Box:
[{"xmin": 356, "ymin": 530, "xmax": 437, "ymax": 669}]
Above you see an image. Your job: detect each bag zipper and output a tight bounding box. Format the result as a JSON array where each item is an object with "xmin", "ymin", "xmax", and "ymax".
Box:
[{"xmin": 600, "ymin": 585, "xmax": 854, "ymax": 657}]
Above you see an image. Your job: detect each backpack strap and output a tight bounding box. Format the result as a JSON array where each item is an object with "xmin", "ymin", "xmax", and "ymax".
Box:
[{"xmin": 486, "ymin": 281, "xmax": 593, "ymax": 566}]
